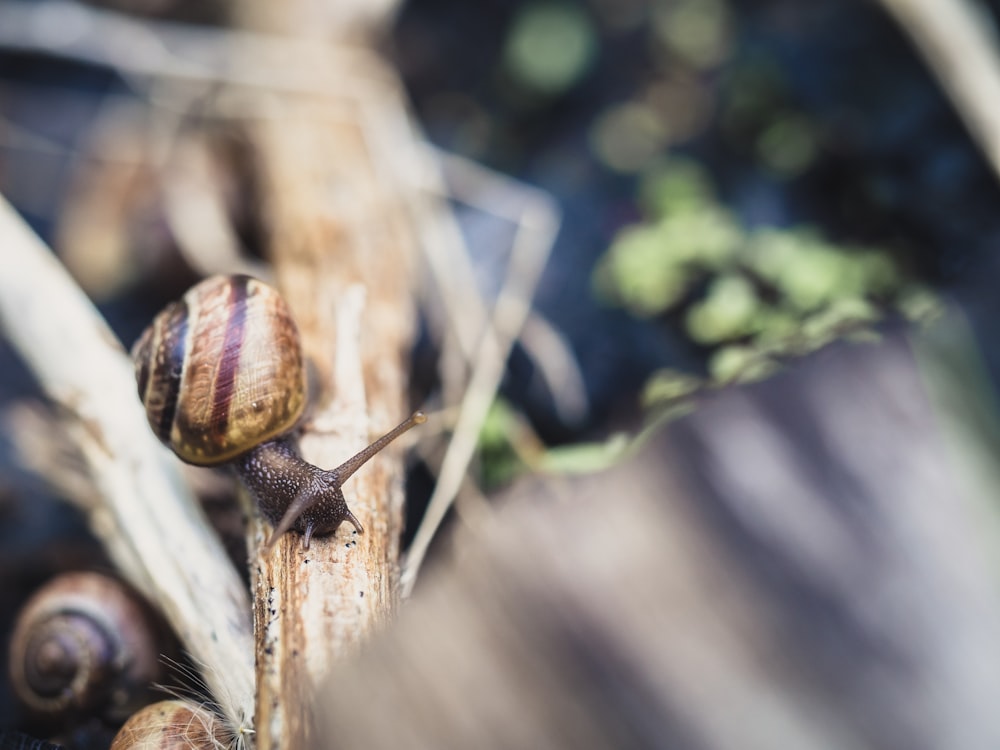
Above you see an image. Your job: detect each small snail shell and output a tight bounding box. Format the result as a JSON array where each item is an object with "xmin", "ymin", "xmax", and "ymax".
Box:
[
  {"xmin": 8, "ymin": 572, "xmax": 167, "ymax": 723},
  {"xmin": 132, "ymin": 274, "xmax": 425, "ymax": 548},
  {"xmin": 132, "ymin": 274, "xmax": 305, "ymax": 466},
  {"xmin": 109, "ymin": 700, "xmax": 231, "ymax": 750}
]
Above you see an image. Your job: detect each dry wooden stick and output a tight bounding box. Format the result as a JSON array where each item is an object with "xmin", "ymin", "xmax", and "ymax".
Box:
[
  {"xmin": 0, "ymin": 196, "xmax": 256, "ymax": 740},
  {"xmin": 878, "ymin": 0, "xmax": 1000, "ymax": 180},
  {"xmin": 0, "ymin": 0, "xmax": 397, "ymax": 99},
  {"xmin": 231, "ymin": 62, "xmax": 420, "ymax": 750},
  {"xmin": 231, "ymin": 0, "xmax": 401, "ymax": 41},
  {"xmin": 401, "ymin": 170, "xmax": 560, "ymax": 595},
  {"xmin": 432, "ymin": 149, "xmax": 582, "ymax": 420}
]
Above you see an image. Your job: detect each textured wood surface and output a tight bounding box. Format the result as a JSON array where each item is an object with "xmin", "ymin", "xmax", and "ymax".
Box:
[{"xmin": 239, "ymin": 69, "xmax": 419, "ymax": 750}]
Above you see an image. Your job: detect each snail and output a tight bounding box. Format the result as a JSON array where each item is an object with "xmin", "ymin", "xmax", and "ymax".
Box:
[
  {"xmin": 131, "ymin": 274, "xmax": 424, "ymax": 548},
  {"xmin": 109, "ymin": 699, "xmax": 230, "ymax": 750},
  {"xmin": 8, "ymin": 572, "xmax": 167, "ymax": 723}
]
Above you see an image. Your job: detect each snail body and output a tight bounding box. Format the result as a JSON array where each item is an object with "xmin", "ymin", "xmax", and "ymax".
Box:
[
  {"xmin": 8, "ymin": 572, "xmax": 166, "ymax": 723},
  {"xmin": 132, "ymin": 274, "xmax": 424, "ymax": 547}
]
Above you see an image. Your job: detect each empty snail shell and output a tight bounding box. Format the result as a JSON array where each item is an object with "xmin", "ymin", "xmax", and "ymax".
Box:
[
  {"xmin": 131, "ymin": 274, "xmax": 424, "ymax": 548},
  {"xmin": 109, "ymin": 699, "xmax": 231, "ymax": 750},
  {"xmin": 8, "ymin": 572, "xmax": 167, "ymax": 723}
]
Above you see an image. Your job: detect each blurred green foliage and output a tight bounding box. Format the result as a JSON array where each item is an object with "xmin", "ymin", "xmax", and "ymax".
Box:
[
  {"xmin": 651, "ymin": 0, "xmax": 733, "ymax": 69},
  {"xmin": 503, "ymin": 2, "xmax": 598, "ymax": 96},
  {"xmin": 595, "ymin": 158, "xmax": 942, "ymax": 403},
  {"xmin": 586, "ymin": 0, "xmax": 735, "ymax": 173},
  {"xmin": 476, "ymin": 0, "xmax": 942, "ymax": 483},
  {"xmin": 478, "ymin": 399, "xmax": 528, "ymax": 489},
  {"xmin": 478, "ymin": 395, "xmax": 683, "ymax": 487}
]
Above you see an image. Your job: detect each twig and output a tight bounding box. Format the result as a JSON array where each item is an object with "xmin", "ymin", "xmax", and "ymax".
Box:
[
  {"xmin": 403, "ymin": 144, "xmax": 493, "ymax": 368},
  {"xmin": 409, "ymin": 146, "xmax": 584, "ymax": 421},
  {"xmin": 401, "ymin": 169, "xmax": 561, "ymax": 596},
  {"xmin": 0, "ymin": 0, "xmax": 392, "ymax": 99},
  {"xmin": 1, "ymin": 402, "xmax": 100, "ymax": 511},
  {"xmin": 519, "ymin": 312, "xmax": 589, "ymax": 426},
  {"xmin": 231, "ymin": 0, "xmax": 401, "ymax": 41},
  {"xmin": 224, "ymin": 48, "xmax": 421, "ymax": 750},
  {"xmin": 436, "ymin": 151, "xmax": 586, "ymax": 423},
  {"xmin": 0, "ymin": 197, "xmax": 256, "ymax": 741},
  {"xmin": 158, "ymin": 126, "xmax": 270, "ymax": 280},
  {"xmin": 878, "ymin": 0, "xmax": 1000, "ymax": 180}
]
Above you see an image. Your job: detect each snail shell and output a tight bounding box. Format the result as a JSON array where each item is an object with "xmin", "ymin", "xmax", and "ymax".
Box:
[
  {"xmin": 132, "ymin": 274, "xmax": 306, "ymax": 466},
  {"xmin": 132, "ymin": 274, "xmax": 425, "ymax": 547},
  {"xmin": 109, "ymin": 700, "xmax": 231, "ymax": 750},
  {"xmin": 8, "ymin": 572, "xmax": 166, "ymax": 723}
]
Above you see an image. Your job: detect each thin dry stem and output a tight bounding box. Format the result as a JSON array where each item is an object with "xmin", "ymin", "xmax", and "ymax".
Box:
[
  {"xmin": 879, "ymin": 0, "xmax": 1000, "ymax": 180},
  {"xmin": 0, "ymin": 196, "xmax": 255, "ymax": 737},
  {"xmin": 235, "ymin": 62, "xmax": 419, "ymax": 746},
  {"xmin": 401, "ymin": 173, "xmax": 561, "ymax": 596},
  {"xmin": 0, "ymin": 0, "xmax": 394, "ymax": 99}
]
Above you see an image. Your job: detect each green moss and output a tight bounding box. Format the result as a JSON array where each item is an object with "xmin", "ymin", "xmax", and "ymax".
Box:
[
  {"xmin": 536, "ymin": 434, "xmax": 630, "ymax": 474},
  {"xmin": 638, "ymin": 158, "xmax": 717, "ymax": 218},
  {"xmin": 594, "ymin": 156, "xmax": 939, "ymax": 410},
  {"xmin": 709, "ymin": 345, "xmax": 778, "ymax": 383},
  {"xmin": 778, "ymin": 244, "xmax": 850, "ymax": 311},
  {"xmin": 685, "ymin": 274, "xmax": 760, "ymax": 343},
  {"xmin": 642, "ymin": 369, "xmax": 704, "ymax": 407},
  {"xmin": 592, "ymin": 223, "xmax": 693, "ymax": 315}
]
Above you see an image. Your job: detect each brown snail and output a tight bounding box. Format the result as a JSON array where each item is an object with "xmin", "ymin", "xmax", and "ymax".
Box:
[
  {"xmin": 8, "ymin": 572, "xmax": 167, "ymax": 723},
  {"xmin": 109, "ymin": 699, "xmax": 230, "ymax": 750},
  {"xmin": 131, "ymin": 274, "xmax": 424, "ymax": 548}
]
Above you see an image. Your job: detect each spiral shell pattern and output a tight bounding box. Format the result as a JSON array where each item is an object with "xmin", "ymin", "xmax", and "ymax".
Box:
[
  {"xmin": 8, "ymin": 572, "xmax": 165, "ymax": 721},
  {"xmin": 132, "ymin": 274, "xmax": 307, "ymax": 465}
]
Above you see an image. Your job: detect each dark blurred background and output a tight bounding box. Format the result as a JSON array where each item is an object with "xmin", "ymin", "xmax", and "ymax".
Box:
[{"xmin": 393, "ymin": 0, "xmax": 1000, "ymax": 429}]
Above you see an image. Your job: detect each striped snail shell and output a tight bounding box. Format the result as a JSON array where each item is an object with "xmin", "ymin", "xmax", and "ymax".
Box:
[
  {"xmin": 8, "ymin": 572, "xmax": 167, "ymax": 724},
  {"xmin": 131, "ymin": 273, "xmax": 306, "ymax": 466},
  {"xmin": 132, "ymin": 274, "xmax": 425, "ymax": 548},
  {"xmin": 110, "ymin": 700, "xmax": 231, "ymax": 750}
]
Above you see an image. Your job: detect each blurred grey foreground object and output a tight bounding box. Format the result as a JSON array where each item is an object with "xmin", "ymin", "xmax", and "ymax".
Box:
[{"xmin": 318, "ymin": 332, "xmax": 1000, "ymax": 750}]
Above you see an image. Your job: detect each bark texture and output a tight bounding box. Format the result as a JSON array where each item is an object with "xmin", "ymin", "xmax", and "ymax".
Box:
[{"xmin": 236, "ymin": 54, "xmax": 419, "ymax": 750}]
